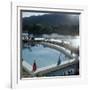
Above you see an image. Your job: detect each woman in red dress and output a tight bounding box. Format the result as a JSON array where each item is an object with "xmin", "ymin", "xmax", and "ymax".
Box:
[{"xmin": 32, "ymin": 60, "xmax": 37, "ymax": 72}]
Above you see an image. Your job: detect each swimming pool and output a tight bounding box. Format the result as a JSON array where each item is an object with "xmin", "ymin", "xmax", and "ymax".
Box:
[{"xmin": 22, "ymin": 44, "xmax": 70, "ymax": 69}]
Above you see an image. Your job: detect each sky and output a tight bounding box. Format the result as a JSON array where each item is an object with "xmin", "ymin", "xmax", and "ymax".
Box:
[
  {"xmin": 22, "ymin": 12, "xmax": 49, "ymax": 18},
  {"xmin": 22, "ymin": 11, "xmax": 79, "ymax": 22}
]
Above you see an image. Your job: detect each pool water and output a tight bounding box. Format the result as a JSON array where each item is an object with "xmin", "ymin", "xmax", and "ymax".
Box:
[{"xmin": 22, "ymin": 44, "xmax": 70, "ymax": 69}]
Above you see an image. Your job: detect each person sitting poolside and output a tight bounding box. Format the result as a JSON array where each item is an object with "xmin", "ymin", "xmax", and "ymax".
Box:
[{"xmin": 57, "ymin": 56, "xmax": 61, "ymax": 65}]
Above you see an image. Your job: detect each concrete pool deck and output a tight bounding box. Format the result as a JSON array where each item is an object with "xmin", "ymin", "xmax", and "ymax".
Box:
[
  {"xmin": 22, "ymin": 59, "xmax": 79, "ymax": 77},
  {"xmin": 41, "ymin": 41, "xmax": 76, "ymax": 58}
]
